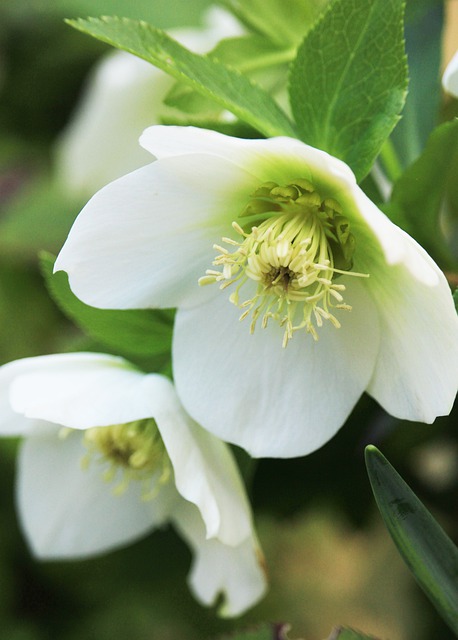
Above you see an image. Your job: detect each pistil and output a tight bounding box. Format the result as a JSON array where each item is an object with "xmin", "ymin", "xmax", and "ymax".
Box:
[{"xmin": 200, "ymin": 180, "xmax": 368, "ymax": 347}]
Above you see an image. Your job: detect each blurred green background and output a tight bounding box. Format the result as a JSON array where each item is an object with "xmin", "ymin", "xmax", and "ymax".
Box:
[{"xmin": 0, "ymin": 1, "xmax": 457, "ymax": 639}]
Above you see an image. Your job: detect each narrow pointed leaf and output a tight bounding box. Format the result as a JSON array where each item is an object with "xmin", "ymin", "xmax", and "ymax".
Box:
[
  {"xmin": 365, "ymin": 445, "xmax": 458, "ymax": 635},
  {"xmin": 66, "ymin": 17, "xmax": 296, "ymax": 138},
  {"xmin": 289, "ymin": 0, "xmax": 407, "ymax": 181}
]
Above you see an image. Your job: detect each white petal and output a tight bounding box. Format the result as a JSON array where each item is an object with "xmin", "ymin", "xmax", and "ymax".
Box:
[
  {"xmin": 171, "ymin": 500, "xmax": 266, "ymax": 617},
  {"xmin": 173, "ymin": 279, "xmax": 380, "ymax": 458},
  {"xmin": 56, "ymin": 51, "xmax": 170, "ymax": 196},
  {"xmin": 8, "ymin": 352, "xmax": 171, "ymax": 429},
  {"xmin": 152, "ymin": 378, "xmax": 252, "ymax": 546},
  {"xmin": 140, "ymin": 128, "xmax": 442, "ymax": 291},
  {"xmin": 197, "ymin": 6, "xmax": 245, "ymax": 44},
  {"xmin": 140, "ymin": 127, "xmax": 356, "ymax": 187},
  {"xmin": 443, "ymin": 50, "xmax": 458, "ymax": 98},
  {"xmin": 17, "ymin": 427, "xmax": 177, "ymax": 559},
  {"xmin": 55, "ymin": 8, "xmax": 243, "ymax": 197},
  {"xmin": 7, "ymin": 351, "xmax": 253, "ymax": 544},
  {"xmin": 366, "ymin": 245, "xmax": 458, "ymax": 422},
  {"xmin": 55, "ymin": 154, "xmax": 256, "ymax": 310},
  {"xmin": 343, "ymin": 186, "xmax": 440, "ymax": 287},
  {"xmin": 0, "ymin": 358, "xmax": 45, "ymax": 436}
]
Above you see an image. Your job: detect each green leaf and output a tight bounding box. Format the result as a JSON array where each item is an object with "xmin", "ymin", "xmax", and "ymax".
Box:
[
  {"xmin": 163, "ymin": 81, "xmax": 220, "ymax": 115},
  {"xmin": 66, "ymin": 17, "xmax": 296, "ymax": 138},
  {"xmin": 209, "ymin": 35, "xmax": 295, "ymax": 73},
  {"xmin": 390, "ymin": 3, "xmax": 443, "ymax": 167},
  {"xmin": 389, "ymin": 119, "xmax": 458, "ymax": 265},
  {"xmin": 164, "ymin": 34, "xmax": 294, "ymax": 116},
  {"xmin": 454, "ymin": 289, "xmax": 458, "ymax": 313},
  {"xmin": 40, "ymin": 252, "xmax": 173, "ymax": 361},
  {"xmin": 404, "ymin": 0, "xmax": 442, "ymax": 24},
  {"xmin": 0, "ymin": 261, "xmax": 64, "ymax": 362},
  {"xmin": 365, "ymin": 445, "xmax": 458, "ymax": 635},
  {"xmin": 289, "ymin": 0, "xmax": 408, "ymax": 181},
  {"xmin": 327, "ymin": 628, "xmax": 381, "ymax": 640},
  {"xmin": 223, "ymin": 0, "xmax": 330, "ymax": 47}
]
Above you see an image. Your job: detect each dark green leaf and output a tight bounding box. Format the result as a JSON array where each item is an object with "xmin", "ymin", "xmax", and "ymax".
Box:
[
  {"xmin": 289, "ymin": 0, "xmax": 408, "ymax": 181},
  {"xmin": 0, "ymin": 261, "xmax": 64, "ymax": 362},
  {"xmin": 404, "ymin": 0, "xmax": 442, "ymax": 24},
  {"xmin": 389, "ymin": 120, "xmax": 458, "ymax": 265},
  {"xmin": 40, "ymin": 252, "xmax": 173, "ymax": 360},
  {"xmin": 365, "ymin": 445, "xmax": 458, "ymax": 635},
  {"xmin": 453, "ymin": 289, "xmax": 458, "ymax": 313},
  {"xmin": 66, "ymin": 17, "xmax": 296, "ymax": 138}
]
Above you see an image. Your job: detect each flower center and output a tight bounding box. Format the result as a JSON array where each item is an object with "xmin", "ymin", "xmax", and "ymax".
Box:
[
  {"xmin": 200, "ymin": 179, "xmax": 368, "ymax": 347},
  {"xmin": 80, "ymin": 419, "xmax": 171, "ymax": 500}
]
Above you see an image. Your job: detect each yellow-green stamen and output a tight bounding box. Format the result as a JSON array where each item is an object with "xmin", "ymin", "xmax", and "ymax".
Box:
[
  {"xmin": 199, "ymin": 179, "xmax": 368, "ymax": 347},
  {"xmin": 81, "ymin": 419, "xmax": 171, "ymax": 500}
]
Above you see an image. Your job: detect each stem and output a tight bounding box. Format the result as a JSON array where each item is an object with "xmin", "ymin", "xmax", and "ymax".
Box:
[{"xmin": 379, "ymin": 138, "xmax": 403, "ymax": 183}]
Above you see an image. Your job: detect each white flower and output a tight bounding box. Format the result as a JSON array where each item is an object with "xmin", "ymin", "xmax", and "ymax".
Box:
[
  {"xmin": 0, "ymin": 352, "xmax": 266, "ymax": 617},
  {"xmin": 442, "ymin": 50, "xmax": 458, "ymax": 98},
  {"xmin": 55, "ymin": 126, "xmax": 458, "ymax": 458},
  {"xmin": 55, "ymin": 7, "xmax": 243, "ymax": 196}
]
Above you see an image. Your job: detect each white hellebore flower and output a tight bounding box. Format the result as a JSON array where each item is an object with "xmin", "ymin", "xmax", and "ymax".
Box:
[
  {"xmin": 0, "ymin": 352, "xmax": 266, "ymax": 617},
  {"xmin": 55, "ymin": 7, "xmax": 243, "ymax": 196},
  {"xmin": 442, "ymin": 50, "xmax": 458, "ymax": 98},
  {"xmin": 55, "ymin": 127, "xmax": 458, "ymax": 458}
]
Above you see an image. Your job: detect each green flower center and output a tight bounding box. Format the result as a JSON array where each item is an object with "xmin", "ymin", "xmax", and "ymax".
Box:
[
  {"xmin": 80, "ymin": 419, "xmax": 171, "ymax": 500},
  {"xmin": 200, "ymin": 179, "xmax": 368, "ymax": 347}
]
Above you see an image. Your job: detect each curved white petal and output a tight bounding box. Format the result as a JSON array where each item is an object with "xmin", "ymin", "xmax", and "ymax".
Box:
[
  {"xmin": 171, "ymin": 500, "xmax": 266, "ymax": 617},
  {"xmin": 140, "ymin": 127, "xmax": 441, "ymax": 291},
  {"xmin": 17, "ymin": 426, "xmax": 178, "ymax": 559},
  {"xmin": 0, "ymin": 358, "xmax": 46, "ymax": 436},
  {"xmin": 173, "ymin": 279, "xmax": 380, "ymax": 458},
  {"xmin": 56, "ymin": 51, "xmax": 170, "ymax": 196},
  {"xmin": 366, "ymin": 245, "xmax": 458, "ymax": 422},
  {"xmin": 196, "ymin": 6, "xmax": 245, "ymax": 45},
  {"xmin": 7, "ymin": 352, "xmax": 253, "ymax": 544},
  {"xmin": 140, "ymin": 127, "xmax": 356, "ymax": 187},
  {"xmin": 152, "ymin": 378, "xmax": 252, "ymax": 546},
  {"xmin": 443, "ymin": 50, "xmax": 458, "ymax": 98},
  {"xmin": 55, "ymin": 154, "xmax": 256, "ymax": 310},
  {"xmin": 55, "ymin": 7, "xmax": 243, "ymax": 197},
  {"xmin": 342, "ymin": 186, "xmax": 440, "ymax": 287},
  {"xmin": 8, "ymin": 352, "xmax": 171, "ymax": 429}
]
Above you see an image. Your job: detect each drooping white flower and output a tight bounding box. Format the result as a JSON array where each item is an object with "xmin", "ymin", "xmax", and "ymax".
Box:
[
  {"xmin": 55, "ymin": 7, "xmax": 243, "ymax": 196},
  {"xmin": 55, "ymin": 126, "xmax": 458, "ymax": 458},
  {"xmin": 0, "ymin": 352, "xmax": 266, "ymax": 617},
  {"xmin": 442, "ymin": 50, "xmax": 458, "ymax": 98}
]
